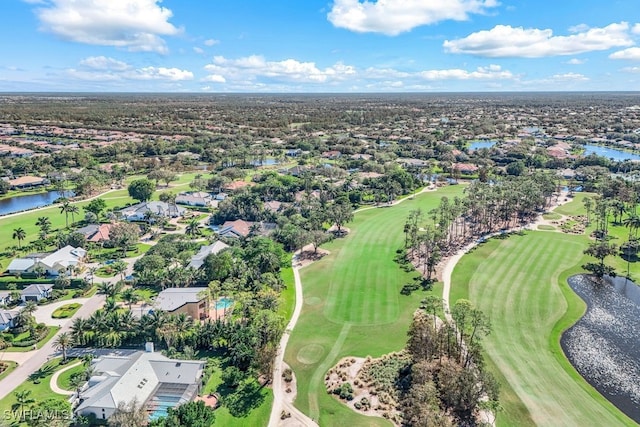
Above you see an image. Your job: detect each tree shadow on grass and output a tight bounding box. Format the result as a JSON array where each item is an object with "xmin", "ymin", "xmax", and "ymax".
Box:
[
  {"xmin": 28, "ymin": 364, "xmax": 55, "ymax": 383},
  {"xmin": 219, "ymin": 379, "xmax": 266, "ymax": 418}
]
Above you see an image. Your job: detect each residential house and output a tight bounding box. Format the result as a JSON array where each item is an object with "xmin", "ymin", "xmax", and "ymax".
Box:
[
  {"xmin": 76, "ymin": 224, "xmax": 113, "ymax": 244},
  {"xmin": 175, "ymin": 192, "xmax": 214, "ymax": 207},
  {"xmin": 321, "ymin": 150, "xmax": 341, "ymax": 159},
  {"xmin": 34, "ymin": 245, "xmax": 87, "ymax": 276},
  {"xmin": 154, "ymin": 288, "xmax": 209, "ymax": 320},
  {"xmin": 217, "ymin": 219, "xmax": 251, "ymax": 239},
  {"xmin": 0, "ymin": 291, "xmax": 13, "ymax": 306},
  {"xmin": 6, "ymin": 245, "xmax": 86, "ymax": 277},
  {"xmin": 188, "ymin": 241, "xmax": 229, "ymax": 270},
  {"xmin": 214, "ymin": 193, "xmax": 227, "ymax": 201},
  {"xmin": 75, "ymin": 350, "xmax": 205, "ymax": 421},
  {"xmin": 8, "ymin": 175, "xmax": 49, "ymax": 189},
  {"xmin": 21, "ymin": 284, "xmax": 53, "ymax": 302},
  {"xmin": 264, "ymin": 200, "xmax": 283, "ymax": 213},
  {"xmin": 222, "ymin": 181, "xmax": 255, "ymax": 193},
  {"xmin": 452, "ymin": 163, "xmax": 479, "ymax": 175},
  {"xmin": 0, "ymin": 309, "xmax": 19, "ymax": 331},
  {"xmin": 119, "ymin": 201, "xmax": 185, "ymax": 221}
]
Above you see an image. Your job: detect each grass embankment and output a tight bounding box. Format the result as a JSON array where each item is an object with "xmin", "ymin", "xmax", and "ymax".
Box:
[
  {"xmin": 56, "ymin": 362, "xmax": 85, "ymax": 391},
  {"xmin": 0, "ymin": 361, "xmax": 17, "ymax": 381},
  {"xmin": 450, "ymin": 231, "xmax": 636, "ymax": 427},
  {"xmin": 286, "ymin": 185, "xmax": 464, "ymax": 426},
  {"xmin": 52, "ymin": 303, "xmax": 82, "ymax": 319}
]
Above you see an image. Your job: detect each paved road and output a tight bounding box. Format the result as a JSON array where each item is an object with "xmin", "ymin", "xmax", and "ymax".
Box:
[
  {"xmin": 50, "ymin": 360, "xmax": 82, "ymax": 395},
  {"xmin": 0, "ymin": 293, "xmax": 105, "ymax": 401},
  {"xmin": 34, "ymin": 298, "xmax": 90, "ymax": 326}
]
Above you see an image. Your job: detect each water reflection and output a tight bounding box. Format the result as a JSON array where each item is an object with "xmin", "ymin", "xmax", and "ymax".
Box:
[{"xmin": 561, "ymin": 274, "xmax": 640, "ymax": 422}]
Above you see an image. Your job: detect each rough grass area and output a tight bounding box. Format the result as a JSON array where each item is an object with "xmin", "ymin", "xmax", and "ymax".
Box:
[
  {"xmin": 450, "ymin": 231, "xmax": 636, "ymax": 427},
  {"xmin": 286, "ymin": 185, "xmax": 464, "ymax": 427}
]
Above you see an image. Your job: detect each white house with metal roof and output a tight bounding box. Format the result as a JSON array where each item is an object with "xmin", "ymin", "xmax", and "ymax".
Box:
[
  {"xmin": 75, "ymin": 350, "xmax": 205, "ymax": 422},
  {"xmin": 187, "ymin": 241, "xmax": 229, "ymax": 270}
]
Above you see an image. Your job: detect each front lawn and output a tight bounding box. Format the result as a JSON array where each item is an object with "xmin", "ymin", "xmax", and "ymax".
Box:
[
  {"xmin": 4, "ymin": 326, "xmax": 60, "ymax": 352},
  {"xmin": 0, "ymin": 361, "xmax": 17, "ymax": 381},
  {"xmin": 0, "ymin": 357, "xmax": 75, "ymax": 425},
  {"xmin": 51, "ymin": 303, "xmax": 82, "ymax": 319},
  {"xmin": 56, "ymin": 362, "xmax": 86, "ymax": 391}
]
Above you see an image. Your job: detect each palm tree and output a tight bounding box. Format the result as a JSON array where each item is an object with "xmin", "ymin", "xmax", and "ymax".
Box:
[
  {"xmin": 14, "ymin": 390, "xmax": 34, "ymax": 421},
  {"xmin": 35, "ymin": 216, "xmax": 52, "ymax": 238},
  {"xmin": 23, "ymin": 300, "xmax": 37, "ymax": 316},
  {"xmin": 103, "ymin": 297, "xmax": 119, "ymax": 313},
  {"xmin": 12, "ymin": 227, "xmax": 26, "ymax": 249},
  {"xmin": 120, "ymin": 288, "xmax": 140, "ymax": 311},
  {"xmin": 59, "ymin": 200, "xmax": 72, "ymax": 228},
  {"xmin": 68, "ymin": 205, "xmax": 79, "ymax": 226},
  {"xmin": 112, "ymin": 261, "xmax": 128, "ymax": 283},
  {"xmin": 623, "ymin": 214, "xmax": 640, "ymax": 239},
  {"xmin": 185, "ymin": 218, "xmax": 202, "ymax": 237},
  {"xmin": 53, "ymin": 332, "xmax": 73, "ymax": 362}
]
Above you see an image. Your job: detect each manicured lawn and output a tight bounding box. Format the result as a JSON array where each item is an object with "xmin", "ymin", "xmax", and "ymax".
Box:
[
  {"xmin": 554, "ymin": 192, "xmax": 591, "ymax": 216},
  {"xmin": 56, "ymin": 362, "xmax": 85, "ymax": 391},
  {"xmin": 450, "ymin": 231, "xmax": 636, "ymax": 427},
  {"xmin": 51, "ymin": 303, "xmax": 82, "ymax": 319},
  {"xmin": 0, "ymin": 357, "xmax": 75, "ymax": 425},
  {"xmin": 537, "ymin": 224, "xmax": 556, "ymax": 231},
  {"xmin": 286, "ymin": 185, "xmax": 464, "ymax": 426},
  {"xmin": 0, "ymin": 361, "xmax": 17, "ymax": 381},
  {"xmin": 278, "ymin": 260, "xmax": 295, "ymax": 322},
  {"xmin": 201, "ymin": 359, "xmax": 273, "ymax": 427},
  {"xmin": 542, "ymin": 212, "xmax": 562, "ymax": 220},
  {"xmin": 4, "ymin": 326, "xmax": 60, "ymax": 352}
]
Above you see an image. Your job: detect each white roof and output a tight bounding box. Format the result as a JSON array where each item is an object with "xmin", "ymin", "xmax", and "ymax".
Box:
[
  {"xmin": 154, "ymin": 288, "xmax": 207, "ymax": 312},
  {"xmin": 6, "ymin": 258, "xmax": 34, "ymax": 271},
  {"xmin": 39, "ymin": 245, "xmax": 86, "ymax": 269},
  {"xmin": 187, "ymin": 241, "xmax": 229, "ymax": 269}
]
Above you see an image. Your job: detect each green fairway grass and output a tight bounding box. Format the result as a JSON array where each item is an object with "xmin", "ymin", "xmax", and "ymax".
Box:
[
  {"xmin": 451, "ymin": 231, "xmax": 636, "ymax": 427},
  {"xmin": 286, "ymin": 185, "xmax": 464, "ymax": 427}
]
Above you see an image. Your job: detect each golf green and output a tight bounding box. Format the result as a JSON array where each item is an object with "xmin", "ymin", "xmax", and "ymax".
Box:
[
  {"xmin": 451, "ymin": 231, "xmax": 636, "ymax": 427},
  {"xmin": 286, "ymin": 185, "xmax": 465, "ymax": 426}
]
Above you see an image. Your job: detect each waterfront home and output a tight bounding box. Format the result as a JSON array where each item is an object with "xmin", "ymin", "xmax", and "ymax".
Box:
[{"xmin": 7, "ymin": 175, "xmax": 49, "ymax": 189}]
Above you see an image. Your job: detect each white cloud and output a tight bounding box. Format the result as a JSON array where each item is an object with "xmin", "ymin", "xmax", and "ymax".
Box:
[
  {"xmin": 609, "ymin": 47, "xmax": 640, "ymax": 60},
  {"xmin": 566, "ymin": 58, "xmax": 586, "ymax": 65},
  {"xmin": 327, "ymin": 0, "xmax": 499, "ymax": 35},
  {"xmin": 133, "ymin": 67, "xmax": 193, "ymax": 81},
  {"xmin": 79, "ymin": 56, "xmax": 130, "ymax": 71},
  {"xmin": 444, "ymin": 22, "xmax": 634, "ymax": 57},
  {"xmin": 193, "ymin": 47, "xmax": 204, "ymax": 54},
  {"xmin": 70, "ymin": 57, "xmax": 192, "ymax": 81},
  {"xmin": 32, "ymin": 0, "xmax": 180, "ymax": 53},
  {"xmin": 568, "ymin": 24, "xmax": 590, "ymax": 33},
  {"xmin": 204, "ymin": 39, "xmax": 220, "ymax": 46},
  {"xmin": 633, "ymin": 24, "xmax": 640, "ymax": 34},
  {"xmin": 204, "ymin": 55, "xmax": 356, "ymax": 83},
  {"xmin": 551, "ymin": 72, "xmax": 588, "ymax": 81},
  {"xmin": 622, "ymin": 67, "xmax": 640, "ymax": 73},
  {"xmin": 419, "ymin": 64, "xmax": 514, "ymax": 80},
  {"xmin": 202, "ymin": 74, "xmax": 226, "ymax": 83}
]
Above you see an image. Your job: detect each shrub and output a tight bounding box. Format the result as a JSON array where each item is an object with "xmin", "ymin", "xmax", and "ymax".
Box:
[{"xmin": 282, "ymin": 368, "xmax": 293, "ymax": 383}]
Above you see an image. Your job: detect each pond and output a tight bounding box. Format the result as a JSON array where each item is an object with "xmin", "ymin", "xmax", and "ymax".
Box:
[
  {"xmin": 561, "ymin": 274, "xmax": 640, "ymax": 423},
  {"xmin": 251, "ymin": 158, "xmax": 279, "ymax": 166},
  {"xmin": 468, "ymin": 140, "xmax": 497, "ymax": 150},
  {"xmin": 0, "ymin": 190, "xmax": 71, "ymax": 216},
  {"xmin": 583, "ymin": 144, "xmax": 640, "ymax": 162}
]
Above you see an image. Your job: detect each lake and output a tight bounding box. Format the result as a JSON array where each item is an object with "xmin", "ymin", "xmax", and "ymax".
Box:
[
  {"xmin": 0, "ymin": 190, "xmax": 69, "ymax": 216},
  {"xmin": 583, "ymin": 144, "xmax": 640, "ymax": 162},
  {"xmin": 468, "ymin": 140, "xmax": 496, "ymax": 150},
  {"xmin": 561, "ymin": 274, "xmax": 640, "ymax": 423}
]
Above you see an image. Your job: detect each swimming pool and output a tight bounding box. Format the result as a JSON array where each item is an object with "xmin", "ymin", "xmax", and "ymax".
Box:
[
  {"xmin": 215, "ymin": 297, "xmax": 233, "ymax": 310},
  {"xmin": 148, "ymin": 395, "xmax": 182, "ymax": 420}
]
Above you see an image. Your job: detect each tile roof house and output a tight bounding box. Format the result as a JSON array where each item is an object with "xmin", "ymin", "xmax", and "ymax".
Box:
[
  {"xmin": 8, "ymin": 175, "xmax": 49, "ymax": 189},
  {"xmin": 153, "ymin": 288, "xmax": 209, "ymax": 320},
  {"xmin": 119, "ymin": 202, "xmax": 185, "ymax": 221},
  {"xmin": 218, "ymin": 219, "xmax": 251, "ymax": 238},
  {"xmin": 21, "ymin": 284, "xmax": 53, "ymax": 302},
  {"xmin": 222, "ymin": 181, "xmax": 256, "ymax": 193},
  {"xmin": 188, "ymin": 241, "xmax": 230, "ymax": 270},
  {"xmin": 76, "ymin": 224, "xmax": 113, "ymax": 243},
  {"xmin": 75, "ymin": 350, "xmax": 205, "ymax": 422}
]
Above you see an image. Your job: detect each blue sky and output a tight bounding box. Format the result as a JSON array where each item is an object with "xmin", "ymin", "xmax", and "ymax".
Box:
[{"xmin": 1, "ymin": 0, "xmax": 640, "ymax": 92}]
